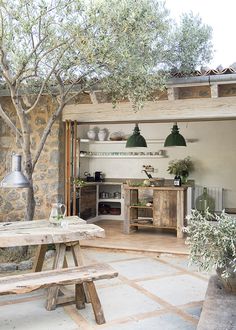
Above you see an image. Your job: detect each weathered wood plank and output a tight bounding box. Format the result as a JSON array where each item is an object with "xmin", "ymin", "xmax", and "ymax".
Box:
[
  {"xmin": 62, "ymin": 97, "xmax": 236, "ymax": 123},
  {"xmin": 0, "ymin": 222, "xmax": 105, "ymax": 247},
  {"xmin": 0, "ymin": 263, "xmax": 118, "ymax": 295},
  {"xmin": 153, "ymin": 190, "xmax": 177, "ymax": 228},
  {"xmin": 86, "ymin": 281, "xmax": 106, "ymax": 325},
  {"xmin": 0, "ymin": 217, "xmax": 86, "ymax": 231},
  {"xmin": 75, "ymin": 283, "xmax": 86, "ymax": 309}
]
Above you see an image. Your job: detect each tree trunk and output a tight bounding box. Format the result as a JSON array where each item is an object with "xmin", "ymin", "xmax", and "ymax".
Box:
[
  {"xmin": 26, "ymin": 185, "xmax": 36, "ymax": 221},
  {"xmin": 24, "ymin": 164, "xmax": 35, "ymax": 221},
  {"xmin": 22, "ymin": 175, "xmax": 35, "ymax": 256}
]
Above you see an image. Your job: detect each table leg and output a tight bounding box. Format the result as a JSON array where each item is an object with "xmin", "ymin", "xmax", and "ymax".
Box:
[
  {"xmin": 46, "ymin": 243, "xmax": 66, "ymax": 311},
  {"xmin": 71, "ymin": 242, "xmax": 91, "ymax": 303},
  {"xmin": 54, "ymin": 244, "xmax": 68, "ymax": 269},
  {"xmin": 32, "ymin": 245, "xmax": 47, "ymax": 272}
]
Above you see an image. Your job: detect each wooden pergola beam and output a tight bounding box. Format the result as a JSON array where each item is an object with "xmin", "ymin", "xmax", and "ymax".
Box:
[{"xmin": 62, "ymin": 96, "xmax": 236, "ymax": 124}]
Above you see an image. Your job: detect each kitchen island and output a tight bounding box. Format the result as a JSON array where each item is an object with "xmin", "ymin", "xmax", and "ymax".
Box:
[{"xmin": 124, "ymin": 185, "xmax": 188, "ymax": 238}]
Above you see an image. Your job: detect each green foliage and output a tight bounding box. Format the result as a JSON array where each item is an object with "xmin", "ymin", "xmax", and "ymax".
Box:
[
  {"xmin": 167, "ymin": 156, "xmax": 193, "ymax": 176},
  {"xmin": 184, "ymin": 210, "xmax": 236, "ymax": 277},
  {"xmin": 168, "ymin": 12, "xmax": 213, "ymax": 73},
  {"xmin": 73, "ymin": 178, "xmax": 86, "ymax": 187},
  {"xmin": 0, "ymin": 0, "xmax": 213, "ymax": 108}
]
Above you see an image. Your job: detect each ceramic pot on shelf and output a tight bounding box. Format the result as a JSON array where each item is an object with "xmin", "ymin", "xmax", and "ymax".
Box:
[
  {"xmin": 87, "ymin": 128, "xmax": 96, "ymax": 140},
  {"xmin": 98, "ymin": 129, "xmax": 107, "ymax": 141}
]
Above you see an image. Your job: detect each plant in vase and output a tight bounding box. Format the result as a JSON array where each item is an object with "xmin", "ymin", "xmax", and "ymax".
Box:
[
  {"xmin": 167, "ymin": 156, "xmax": 193, "ymax": 183},
  {"xmin": 184, "ymin": 209, "xmax": 236, "ymax": 293}
]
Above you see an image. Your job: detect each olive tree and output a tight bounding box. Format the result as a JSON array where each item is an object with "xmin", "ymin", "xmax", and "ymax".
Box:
[{"xmin": 0, "ymin": 0, "xmax": 213, "ymax": 221}]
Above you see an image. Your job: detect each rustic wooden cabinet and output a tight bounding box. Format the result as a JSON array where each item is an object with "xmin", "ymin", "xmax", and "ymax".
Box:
[
  {"xmin": 79, "ymin": 185, "xmax": 97, "ymax": 220},
  {"xmin": 75, "ymin": 182, "xmax": 124, "ymax": 221},
  {"xmin": 124, "ymin": 185, "xmax": 187, "ymax": 238}
]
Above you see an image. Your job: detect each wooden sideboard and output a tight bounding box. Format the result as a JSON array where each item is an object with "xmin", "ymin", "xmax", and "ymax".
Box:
[{"xmin": 123, "ymin": 185, "xmax": 187, "ymax": 238}]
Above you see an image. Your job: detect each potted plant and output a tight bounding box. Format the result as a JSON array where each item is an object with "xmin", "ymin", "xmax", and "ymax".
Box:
[
  {"xmin": 167, "ymin": 156, "xmax": 194, "ymax": 183},
  {"xmin": 73, "ymin": 178, "xmax": 86, "ymax": 188},
  {"xmin": 184, "ymin": 209, "xmax": 236, "ymax": 293}
]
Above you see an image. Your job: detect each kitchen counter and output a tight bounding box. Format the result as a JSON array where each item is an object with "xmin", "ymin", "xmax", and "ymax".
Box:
[
  {"xmin": 82, "ymin": 178, "xmax": 194, "ymax": 187},
  {"xmin": 124, "ymin": 185, "xmax": 187, "ymax": 238}
]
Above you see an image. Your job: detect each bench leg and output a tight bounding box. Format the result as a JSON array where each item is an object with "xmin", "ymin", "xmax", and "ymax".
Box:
[
  {"xmin": 86, "ymin": 281, "xmax": 105, "ymax": 325},
  {"xmin": 75, "ymin": 283, "xmax": 86, "ymax": 309},
  {"xmin": 46, "ymin": 243, "xmax": 66, "ymax": 311}
]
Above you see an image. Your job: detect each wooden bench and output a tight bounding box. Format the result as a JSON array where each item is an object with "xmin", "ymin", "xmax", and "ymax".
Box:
[{"xmin": 0, "ymin": 263, "xmax": 118, "ymax": 325}]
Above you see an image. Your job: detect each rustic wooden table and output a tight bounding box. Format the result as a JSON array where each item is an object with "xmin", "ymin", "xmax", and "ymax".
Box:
[{"xmin": 0, "ymin": 216, "xmax": 105, "ymax": 309}]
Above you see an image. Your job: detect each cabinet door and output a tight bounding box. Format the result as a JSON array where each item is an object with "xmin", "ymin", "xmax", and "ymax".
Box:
[
  {"xmin": 80, "ymin": 185, "xmax": 97, "ymax": 220},
  {"xmin": 153, "ymin": 190, "xmax": 177, "ymax": 228}
]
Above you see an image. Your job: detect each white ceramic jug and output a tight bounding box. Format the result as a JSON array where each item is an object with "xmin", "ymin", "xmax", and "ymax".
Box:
[
  {"xmin": 49, "ymin": 203, "xmax": 66, "ymax": 223},
  {"xmin": 98, "ymin": 129, "xmax": 106, "ymax": 141}
]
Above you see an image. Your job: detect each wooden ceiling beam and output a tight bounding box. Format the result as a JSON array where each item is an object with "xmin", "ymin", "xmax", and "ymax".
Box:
[{"xmin": 62, "ymin": 96, "xmax": 236, "ymax": 124}]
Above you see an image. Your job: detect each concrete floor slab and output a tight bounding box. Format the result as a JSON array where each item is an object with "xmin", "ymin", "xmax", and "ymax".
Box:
[
  {"xmin": 110, "ymin": 258, "xmax": 179, "ymax": 280},
  {"xmin": 183, "ymin": 306, "xmax": 203, "ymax": 320},
  {"xmin": 159, "ymin": 256, "xmax": 211, "ymax": 279},
  {"xmin": 103, "ymin": 313, "xmax": 195, "ymax": 330},
  {"xmin": 0, "ymin": 248, "xmax": 208, "ymax": 330},
  {"xmin": 138, "ymin": 274, "xmax": 208, "ymax": 306},
  {"xmin": 83, "ymin": 249, "xmax": 144, "ymax": 263},
  {"xmin": 0, "ymin": 298, "xmax": 78, "ymax": 330},
  {"xmin": 79, "ymin": 283, "xmax": 162, "ymax": 323}
]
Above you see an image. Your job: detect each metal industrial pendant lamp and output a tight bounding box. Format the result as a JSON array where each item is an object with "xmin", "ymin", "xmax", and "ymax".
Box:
[
  {"xmin": 126, "ymin": 123, "xmax": 147, "ymax": 148},
  {"xmin": 164, "ymin": 122, "xmax": 187, "ymax": 147},
  {"xmin": 0, "ymin": 153, "xmax": 30, "ymax": 188}
]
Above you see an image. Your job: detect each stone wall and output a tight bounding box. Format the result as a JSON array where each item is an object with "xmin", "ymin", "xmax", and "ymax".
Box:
[{"xmin": 0, "ymin": 96, "xmax": 64, "ymax": 221}]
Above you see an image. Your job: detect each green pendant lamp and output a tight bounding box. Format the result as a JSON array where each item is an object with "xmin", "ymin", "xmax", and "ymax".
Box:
[
  {"xmin": 126, "ymin": 123, "xmax": 147, "ymax": 148},
  {"xmin": 164, "ymin": 122, "xmax": 186, "ymax": 147}
]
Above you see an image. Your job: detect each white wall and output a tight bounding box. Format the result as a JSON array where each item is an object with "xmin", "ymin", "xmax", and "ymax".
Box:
[{"xmin": 78, "ymin": 121, "xmax": 236, "ymax": 208}]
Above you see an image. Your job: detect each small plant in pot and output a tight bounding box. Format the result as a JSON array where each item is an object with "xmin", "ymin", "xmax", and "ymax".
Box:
[
  {"xmin": 73, "ymin": 178, "xmax": 86, "ymax": 188},
  {"xmin": 184, "ymin": 209, "xmax": 236, "ymax": 293},
  {"xmin": 167, "ymin": 156, "xmax": 194, "ymax": 184}
]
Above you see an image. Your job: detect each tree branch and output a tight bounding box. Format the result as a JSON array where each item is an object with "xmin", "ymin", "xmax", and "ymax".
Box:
[
  {"xmin": 24, "ymin": 50, "xmax": 67, "ymax": 114},
  {"xmin": 13, "ymin": 35, "xmax": 48, "ymax": 84},
  {"xmin": 0, "ymin": 103, "xmax": 23, "ymax": 138}
]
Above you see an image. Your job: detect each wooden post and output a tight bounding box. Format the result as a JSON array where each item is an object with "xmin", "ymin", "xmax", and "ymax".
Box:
[
  {"xmin": 176, "ymin": 189, "xmax": 186, "ymax": 238},
  {"xmin": 123, "ymin": 187, "xmax": 131, "ymax": 234},
  {"xmin": 65, "ymin": 121, "xmax": 71, "ymax": 215},
  {"xmin": 75, "ymin": 283, "xmax": 86, "ymax": 309},
  {"xmin": 72, "ymin": 121, "xmax": 77, "ymax": 215}
]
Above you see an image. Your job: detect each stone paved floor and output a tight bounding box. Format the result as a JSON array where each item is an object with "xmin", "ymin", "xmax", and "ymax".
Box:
[{"xmin": 0, "ymin": 249, "xmax": 209, "ymax": 330}]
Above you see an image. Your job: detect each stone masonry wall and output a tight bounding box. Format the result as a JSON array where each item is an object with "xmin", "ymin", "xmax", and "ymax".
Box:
[{"xmin": 0, "ymin": 96, "xmax": 64, "ymax": 222}]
